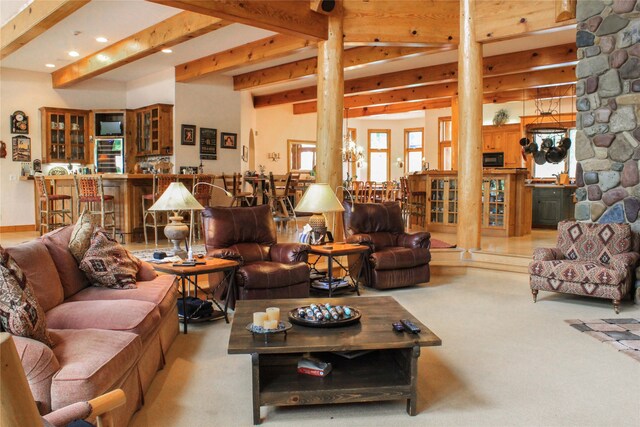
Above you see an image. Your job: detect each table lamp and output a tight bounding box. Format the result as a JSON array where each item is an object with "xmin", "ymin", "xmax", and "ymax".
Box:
[
  {"xmin": 294, "ymin": 183, "xmax": 344, "ymax": 244},
  {"xmin": 149, "ymin": 182, "xmax": 204, "ymax": 259}
]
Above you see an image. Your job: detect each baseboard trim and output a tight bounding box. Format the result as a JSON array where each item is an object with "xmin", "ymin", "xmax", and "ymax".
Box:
[{"xmin": 0, "ymin": 224, "xmax": 36, "ymax": 233}]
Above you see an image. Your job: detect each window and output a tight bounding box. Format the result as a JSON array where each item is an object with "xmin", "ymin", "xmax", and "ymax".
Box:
[
  {"xmin": 288, "ymin": 140, "xmax": 316, "ymax": 171},
  {"xmin": 438, "ymin": 117, "xmax": 452, "ymax": 170},
  {"xmin": 368, "ymin": 129, "xmax": 390, "ymax": 182},
  {"xmin": 532, "ymin": 128, "xmax": 577, "ymax": 178},
  {"xmin": 404, "ymin": 128, "xmax": 424, "ymax": 174}
]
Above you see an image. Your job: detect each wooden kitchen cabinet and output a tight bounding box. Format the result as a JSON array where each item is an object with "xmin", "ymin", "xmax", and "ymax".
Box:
[
  {"xmin": 132, "ymin": 103, "xmax": 173, "ymax": 157},
  {"xmin": 532, "ymin": 186, "xmax": 575, "ymax": 228},
  {"xmin": 482, "ymin": 124, "xmax": 523, "ymax": 168},
  {"xmin": 40, "ymin": 107, "xmax": 90, "ymax": 164}
]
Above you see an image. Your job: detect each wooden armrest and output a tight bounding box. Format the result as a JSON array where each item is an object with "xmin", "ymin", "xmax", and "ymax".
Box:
[{"xmin": 89, "ymin": 389, "xmax": 126, "ymax": 419}]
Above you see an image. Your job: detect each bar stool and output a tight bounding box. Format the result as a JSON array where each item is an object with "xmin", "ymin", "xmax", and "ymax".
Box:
[
  {"xmin": 35, "ymin": 175, "xmax": 73, "ymax": 235},
  {"xmin": 73, "ymin": 175, "xmax": 116, "ymax": 238},
  {"xmin": 192, "ymin": 174, "xmax": 215, "ymax": 239},
  {"xmin": 221, "ymin": 172, "xmax": 254, "ymax": 207},
  {"xmin": 142, "ymin": 174, "xmax": 177, "ymax": 245}
]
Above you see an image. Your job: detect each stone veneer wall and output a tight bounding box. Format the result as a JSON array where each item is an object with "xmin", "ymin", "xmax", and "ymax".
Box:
[{"xmin": 574, "ymin": 0, "xmax": 640, "ymax": 232}]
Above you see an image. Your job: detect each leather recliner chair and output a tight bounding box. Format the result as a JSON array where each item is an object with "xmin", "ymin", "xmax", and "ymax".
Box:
[
  {"xmin": 343, "ymin": 201, "xmax": 431, "ymax": 290},
  {"xmin": 202, "ymin": 204, "xmax": 310, "ymax": 308}
]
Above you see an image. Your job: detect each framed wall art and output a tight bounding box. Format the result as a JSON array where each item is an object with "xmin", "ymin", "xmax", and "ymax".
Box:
[
  {"xmin": 12, "ymin": 135, "xmax": 31, "ymax": 161},
  {"xmin": 200, "ymin": 127, "xmax": 217, "ymax": 160},
  {"xmin": 11, "ymin": 111, "xmax": 29, "ymax": 134},
  {"xmin": 221, "ymin": 132, "xmax": 237, "ymax": 149},
  {"xmin": 181, "ymin": 124, "xmax": 196, "ymax": 145}
]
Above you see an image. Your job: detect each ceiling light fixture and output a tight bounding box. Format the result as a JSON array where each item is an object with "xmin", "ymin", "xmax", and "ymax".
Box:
[
  {"xmin": 45, "ymin": 63, "xmax": 56, "ymax": 68},
  {"xmin": 97, "ymin": 54, "xmax": 108, "ymax": 62},
  {"xmin": 161, "ymin": 48, "xmax": 172, "ymax": 53},
  {"xmin": 96, "ymin": 37, "xmax": 108, "ymax": 43},
  {"xmin": 68, "ymin": 51, "xmax": 80, "ymax": 57}
]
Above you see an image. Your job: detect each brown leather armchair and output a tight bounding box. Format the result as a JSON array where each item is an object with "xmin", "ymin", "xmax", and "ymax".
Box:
[
  {"xmin": 202, "ymin": 204, "xmax": 310, "ymax": 308},
  {"xmin": 343, "ymin": 201, "xmax": 431, "ymax": 290}
]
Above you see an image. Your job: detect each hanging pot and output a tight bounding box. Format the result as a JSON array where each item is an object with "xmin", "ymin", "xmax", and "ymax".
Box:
[
  {"xmin": 527, "ymin": 142, "xmax": 539, "ymax": 153},
  {"xmin": 559, "ymin": 137, "xmax": 571, "ymax": 149},
  {"xmin": 546, "ymin": 147, "xmax": 566, "ymax": 163},
  {"xmin": 534, "ymin": 151, "xmax": 546, "ymax": 165},
  {"xmin": 541, "ymin": 138, "xmax": 554, "ymax": 150},
  {"xmin": 519, "ymin": 137, "xmax": 530, "ymax": 147}
]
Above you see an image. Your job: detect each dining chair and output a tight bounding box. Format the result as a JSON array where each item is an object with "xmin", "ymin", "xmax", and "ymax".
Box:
[{"xmin": 222, "ymin": 172, "xmax": 254, "ymax": 207}]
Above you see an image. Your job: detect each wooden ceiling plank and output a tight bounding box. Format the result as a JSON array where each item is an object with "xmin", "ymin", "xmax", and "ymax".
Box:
[
  {"xmin": 292, "ymin": 66, "xmax": 576, "ymax": 113},
  {"xmin": 176, "ymin": 34, "xmax": 314, "ymax": 83},
  {"xmin": 475, "ymin": 0, "xmax": 576, "ymax": 43},
  {"xmin": 149, "ymin": 0, "xmax": 328, "ymax": 40},
  {"xmin": 51, "ymin": 11, "xmax": 229, "ymax": 88},
  {"xmin": 342, "ymin": 0, "xmax": 459, "ymax": 45},
  {"xmin": 254, "ymin": 44, "xmax": 576, "ymax": 108},
  {"xmin": 233, "ymin": 45, "xmax": 437, "ymax": 90},
  {"xmin": 1, "ymin": 0, "xmax": 90, "ymax": 60},
  {"xmin": 293, "ymin": 84, "xmax": 575, "ymax": 116}
]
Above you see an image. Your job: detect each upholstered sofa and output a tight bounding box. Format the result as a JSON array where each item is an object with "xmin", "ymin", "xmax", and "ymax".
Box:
[
  {"xmin": 529, "ymin": 220, "xmax": 639, "ymax": 313},
  {"xmin": 5, "ymin": 225, "xmax": 178, "ymax": 426},
  {"xmin": 343, "ymin": 201, "xmax": 431, "ymax": 290},
  {"xmin": 202, "ymin": 204, "xmax": 310, "ymax": 307}
]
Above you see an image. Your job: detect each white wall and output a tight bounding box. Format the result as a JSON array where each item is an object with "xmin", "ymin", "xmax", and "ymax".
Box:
[
  {"xmin": 254, "ymin": 104, "xmax": 317, "ymax": 175},
  {"xmin": 125, "ymin": 69, "xmax": 175, "ymax": 109},
  {"xmin": 0, "ymin": 68, "xmax": 126, "ymax": 227},
  {"xmin": 174, "ymin": 74, "xmax": 241, "ymax": 175}
]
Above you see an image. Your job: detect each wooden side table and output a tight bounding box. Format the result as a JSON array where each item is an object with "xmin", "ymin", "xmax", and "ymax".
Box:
[
  {"xmin": 153, "ymin": 257, "xmax": 238, "ymax": 334},
  {"xmin": 308, "ymin": 243, "xmax": 369, "ymax": 297}
]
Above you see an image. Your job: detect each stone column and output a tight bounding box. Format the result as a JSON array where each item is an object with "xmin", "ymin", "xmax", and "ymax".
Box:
[
  {"xmin": 573, "ymin": 1, "xmax": 640, "ymax": 228},
  {"xmin": 316, "ymin": 5, "xmax": 344, "ymax": 238},
  {"xmin": 456, "ymin": 0, "xmax": 483, "ymax": 251}
]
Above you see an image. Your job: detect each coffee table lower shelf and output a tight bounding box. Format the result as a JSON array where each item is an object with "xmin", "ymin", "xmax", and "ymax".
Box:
[{"xmin": 252, "ymin": 348, "xmax": 419, "ymax": 424}]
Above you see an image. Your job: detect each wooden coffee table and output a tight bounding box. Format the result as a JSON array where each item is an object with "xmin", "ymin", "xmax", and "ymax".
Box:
[{"xmin": 228, "ymin": 296, "xmax": 442, "ymax": 424}]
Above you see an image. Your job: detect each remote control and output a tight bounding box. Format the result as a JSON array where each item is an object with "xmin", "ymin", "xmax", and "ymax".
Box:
[
  {"xmin": 392, "ymin": 321, "xmax": 404, "ymax": 332},
  {"xmin": 400, "ymin": 319, "xmax": 421, "ymax": 334}
]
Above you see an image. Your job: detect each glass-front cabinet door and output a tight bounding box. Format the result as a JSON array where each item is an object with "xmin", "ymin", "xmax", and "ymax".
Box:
[
  {"xmin": 48, "ymin": 112, "xmax": 66, "ymax": 161},
  {"xmin": 69, "ymin": 114, "xmax": 86, "ymax": 162},
  {"xmin": 447, "ymin": 178, "xmax": 458, "ymax": 224},
  {"xmin": 482, "ymin": 177, "xmax": 507, "ymax": 228},
  {"xmin": 429, "ymin": 178, "xmax": 445, "ymax": 224}
]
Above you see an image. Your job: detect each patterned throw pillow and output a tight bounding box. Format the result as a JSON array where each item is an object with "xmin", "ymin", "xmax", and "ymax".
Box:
[
  {"xmin": 69, "ymin": 209, "xmax": 99, "ymax": 262},
  {"xmin": 0, "ymin": 246, "xmax": 53, "ymax": 347},
  {"xmin": 80, "ymin": 229, "xmax": 140, "ymax": 289}
]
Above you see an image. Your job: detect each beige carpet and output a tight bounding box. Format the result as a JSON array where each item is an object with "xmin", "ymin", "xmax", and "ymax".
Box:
[{"xmin": 130, "ymin": 270, "xmax": 640, "ymax": 427}]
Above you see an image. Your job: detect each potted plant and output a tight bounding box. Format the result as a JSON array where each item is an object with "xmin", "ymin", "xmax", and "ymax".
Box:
[{"xmin": 493, "ymin": 109, "xmax": 510, "ymax": 126}]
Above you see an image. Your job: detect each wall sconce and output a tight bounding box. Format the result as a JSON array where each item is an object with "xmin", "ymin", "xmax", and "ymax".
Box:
[
  {"xmin": 267, "ymin": 152, "xmax": 280, "ymax": 162},
  {"xmin": 396, "ymin": 157, "xmax": 404, "ymax": 168}
]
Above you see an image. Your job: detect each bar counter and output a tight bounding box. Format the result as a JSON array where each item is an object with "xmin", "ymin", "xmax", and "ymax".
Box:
[{"xmin": 38, "ymin": 174, "xmax": 205, "ymax": 242}]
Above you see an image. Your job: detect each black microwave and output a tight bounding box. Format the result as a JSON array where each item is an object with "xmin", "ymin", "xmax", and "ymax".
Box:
[{"xmin": 483, "ymin": 152, "xmax": 504, "ymax": 168}]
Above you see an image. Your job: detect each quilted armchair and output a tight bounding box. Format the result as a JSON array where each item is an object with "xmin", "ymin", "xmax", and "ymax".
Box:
[
  {"xmin": 343, "ymin": 201, "xmax": 431, "ymax": 290},
  {"xmin": 201, "ymin": 204, "xmax": 310, "ymax": 308},
  {"xmin": 529, "ymin": 220, "xmax": 639, "ymax": 313}
]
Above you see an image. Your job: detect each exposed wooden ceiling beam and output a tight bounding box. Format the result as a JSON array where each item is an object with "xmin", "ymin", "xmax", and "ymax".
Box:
[
  {"xmin": 149, "ymin": 0, "xmax": 328, "ymax": 40},
  {"xmin": 176, "ymin": 34, "xmax": 314, "ymax": 83},
  {"xmin": 233, "ymin": 45, "xmax": 442, "ymax": 90},
  {"xmin": 295, "ymin": 85, "xmax": 575, "ymax": 117},
  {"xmin": 52, "ymin": 11, "xmax": 228, "ymax": 89},
  {"xmin": 475, "ymin": 0, "xmax": 576, "ymax": 43},
  {"xmin": 343, "ymin": 0, "xmax": 459, "ymax": 45},
  {"xmin": 254, "ymin": 44, "xmax": 576, "ymax": 108},
  {"xmin": 1, "ymin": 0, "xmax": 90, "ymax": 60},
  {"xmin": 292, "ymin": 66, "xmax": 576, "ymax": 113}
]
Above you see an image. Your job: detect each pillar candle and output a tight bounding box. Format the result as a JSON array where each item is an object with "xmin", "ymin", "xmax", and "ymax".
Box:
[
  {"xmin": 266, "ymin": 307, "xmax": 280, "ymax": 322},
  {"xmin": 253, "ymin": 312, "xmax": 267, "ymax": 327},
  {"xmin": 263, "ymin": 319, "xmax": 278, "ymax": 330}
]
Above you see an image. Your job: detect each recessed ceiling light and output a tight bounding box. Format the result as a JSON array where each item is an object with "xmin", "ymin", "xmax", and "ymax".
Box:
[
  {"xmin": 96, "ymin": 36, "xmax": 108, "ymax": 43},
  {"xmin": 68, "ymin": 51, "xmax": 80, "ymax": 57},
  {"xmin": 161, "ymin": 48, "xmax": 172, "ymax": 53},
  {"xmin": 45, "ymin": 63, "xmax": 56, "ymax": 68}
]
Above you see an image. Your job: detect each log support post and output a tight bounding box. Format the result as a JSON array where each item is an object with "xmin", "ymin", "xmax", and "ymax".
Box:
[
  {"xmin": 456, "ymin": 0, "xmax": 483, "ymax": 252},
  {"xmin": 316, "ymin": 3, "xmax": 344, "ymax": 239}
]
